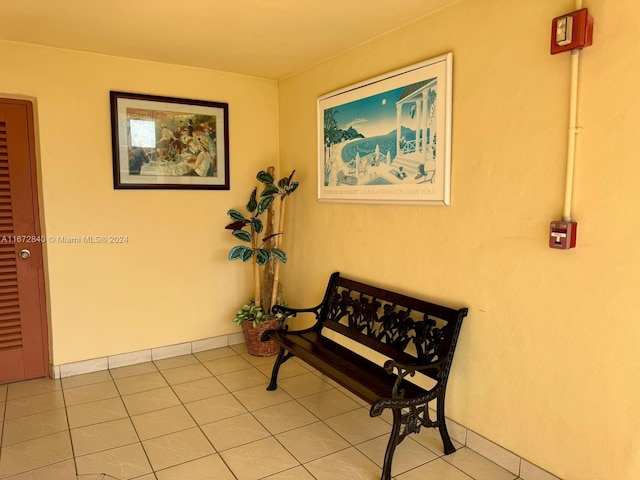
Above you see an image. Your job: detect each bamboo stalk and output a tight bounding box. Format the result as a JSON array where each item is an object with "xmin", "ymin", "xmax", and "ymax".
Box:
[
  {"xmin": 252, "ymin": 228, "xmax": 261, "ymax": 308},
  {"xmin": 270, "ymin": 196, "xmax": 286, "ymax": 310}
]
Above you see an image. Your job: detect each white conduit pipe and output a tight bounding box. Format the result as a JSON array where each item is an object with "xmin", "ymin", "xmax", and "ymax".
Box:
[
  {"xmin": 563, "ymin": 0, "xmax": 584, "ymax": 222},
  {"xmin": 563, "ymin": 50, "xmax": 580, "ymax": 222}
]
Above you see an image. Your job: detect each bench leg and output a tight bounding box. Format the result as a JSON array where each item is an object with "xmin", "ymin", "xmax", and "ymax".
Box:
[
  {"xmin": 381, "ymin": 408, "xmax": 402, "ymax": 480},
  {"xmin": 437, "ymin": 391, "xmax": 456, "ymax": 455},
  {"xmin": 266, "ymin": 347, "xmax": 287, "ymax": 391}
]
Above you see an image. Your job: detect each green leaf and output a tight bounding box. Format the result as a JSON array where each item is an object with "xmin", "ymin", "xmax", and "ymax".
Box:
[
  {"xmin": 272, "ymin": 248, "xmax": 287, "ymax": 263},
  {"xmin": 257, "ymin": 170, "xmax": 274, "ymax": 184},
  {"xmin": 229, "ymin": 246, "xmax": 251, "ymax": 261},
  {"xmin": 241, "ymin": 248, "xmax": 255, "ymax": 261},
  {"xmin": 232, "ymin": 230, "xmax": 252, "ymax": 242},
  {"xmin": 287, "ymin": 182, "xmax": 299, "ymax": 195},
  {"xmin": 252, "ymin": 218, "xmax": 263, "ymax": 233},
  {"xmin": 260, "ymin": 186, "xmax": 279, "ymax": 197},
  {"xmin": 257, "ymin": 196, "xmax": 274, "ymax": 214},
  {"xmin": 227, "ymin": 209, "xmax": 245, "ymax": 221},
  {"xmin": 278, "ymin": 177, "xmax": 289, "ymax": 189},
  {"xmin": 247, "ymin": 187, "xmax": 258, "ymax": 213},
  {"xmin": 255, "ymin": 248, "xmax": 271, "ymax": 265}
]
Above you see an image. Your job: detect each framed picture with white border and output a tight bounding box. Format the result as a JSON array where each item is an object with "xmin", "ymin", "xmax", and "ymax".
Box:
[{"xmin": 318, "ymin": 53, "xmax": 452, "ymax": 205}]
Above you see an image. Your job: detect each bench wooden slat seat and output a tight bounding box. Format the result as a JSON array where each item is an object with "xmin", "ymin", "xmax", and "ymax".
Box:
[{"xmin": 262, "ymin": 272, "xmax": 468, "ymax": 480}]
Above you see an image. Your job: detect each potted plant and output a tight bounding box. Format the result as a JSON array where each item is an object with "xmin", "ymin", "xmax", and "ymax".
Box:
[{"xmin": 226, "ymin": 167, "xmax": 298, "ymax": 355}]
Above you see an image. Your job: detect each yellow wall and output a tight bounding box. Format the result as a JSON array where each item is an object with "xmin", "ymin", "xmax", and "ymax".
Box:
[
  {"xmin": 278, "ymin": 0, "xmax": 640, "ymax": 479},
  {"xmin": 0, "ymin": 41, "xmax": 279, "ymax": 365}
]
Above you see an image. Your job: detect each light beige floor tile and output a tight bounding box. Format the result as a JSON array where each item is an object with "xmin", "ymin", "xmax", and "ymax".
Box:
[
  {"xmin": 263, "ymin": 465, "xmax": 316, "ymax": 479},
  {"xmin": 114, "ymin": 372, "xmax": 168, "ymax": 395},
  {"xmin": 256, "ymin": 358, "xmax": 311, "ymax": 379},
  {"xmin": 156, "ymin": 454, "xmax": 236, "ymax": 480},
  {"xmin": 277, "ymin": 372, "xmax": 335, "ymax": 398},
  {"xmin": 171, "ymin": 377, "xmax": 228, "ymax": 404},
  {"xmin": 230, "ymin": 343, "xmax": 249, "ymax": 355},
  {"xmin": 0, "ymin": 431, "xmax": 72, "ymax": 477},
  {"xmin": 194, "ymin": 347, "xmax": 238, "ymax": 362},
  {"xmin": 121, "ymin": 386, "xmax": 181, "ymax": 416},
  {"xmin": 4, "ymin": 390, "xmax": 65, "ymax": 420},
  {"xmin": 220, "ymin": 437, "xmax": 299, "ymax": 480},
  {"xmin": 445, "ymin": 447, "xmax": 518, "ymax": 480},
  {"xmin": 252, "ymin": 400, "xmax": 318, "ymax": 435},
  {"xmin": 160, "ymin": 363, "xmax": 212, "ymax": 385},
  {"xmin": 5, "ymin": 459, "xmax": 76, "ymax": 480},
  {"xmin": 0, "ymin": 400, "xmax": 4, "ymax": 422},
  {"xmin": 412, "ymin": 424, "xmax": 462, "ymax": 455},
  {"xmin": 202, "ymin": 412, "xmax": 271, "ymax": 451},
  {"xmin": 519, "ymin": 459, "xmax": 562, "ymax": 480},
  {"xmin": 233, "ymin": 383, "xmax": 293, "ymax": 411},
  {"xmin": 131, "ymin": 405, "xmax": 196, "ymax": 440},
  {"xmin": 60, "ymin": 371, "xmax": 112, "ymax": 390},
  {"xmin": 142, "ymin": 427, "xmax": 215, "ymax": 471},
  {"xmin": 75, "ymin": 442, "xmax": 152, "ymax": 479},
  {"xmin": 109, "ymin": 362, "xmax": 158, "ymax": 380},
  {"xmin": 240, "ymin": 352, "xmax": 279, "ymax": 367},
  {"xmin": 2, "ymin": 408, "xmax": 68, "ymax": 446},
  {"xmin": 337, "ymin": 386, "xmax": 369, "ymax": 407},
  {"xmin": 216, "ymin": 368, "xmax": 269, "ymax": 392},
  {"xmin": 297, "ymin": 388, "xmax": 361, "ymax": 419},
  {"xmin": 304, "ymin": 447, "xmax": 381, "ymax": 480},
  {"xmin": 7, "ymin": 377, "xmax": 61, "ymax": 400},
  {"xmin": 466, "ymin": 431, "xmax": 520, "ymax": 475},
  {"xmin": 185, "ymin": 392, "xmax": 247, "ymax": 425},
  {"xmin": 66, "ymin": 397, "xmax": 128, "ymax": 429},
  {"xmin": 71, "ymin": 417, "xmax": 139, "ymax": 456},
  {"xmin": 276, "ymin": 421, "xmax": 350, "ymax": 463},
  {"xmin": 63, "ymin": 381, "xmax": 120, "ymax": 407},
  {"xmin": 153, "ymin": 353, "xmax": 199, "ymax": 370},
  {"xmin": 357, "ymin": 434, "xmax": 439, "ymax": 476},
  {"xmin": 397, "ymin": 457, "xmax": 474, "ymax": 479},
  {"xmin": 202, "ymin": 355, "xmax": 253, "ymax": 376},
  {"xmin": 324, "ymin": 408, "xmax": 391, "ymax": 445}
]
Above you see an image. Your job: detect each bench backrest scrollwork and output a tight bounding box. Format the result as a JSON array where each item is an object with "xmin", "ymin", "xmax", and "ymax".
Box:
[{"xmin": 318, "ymin": 272, "xmax": 468, "ymax": 382}]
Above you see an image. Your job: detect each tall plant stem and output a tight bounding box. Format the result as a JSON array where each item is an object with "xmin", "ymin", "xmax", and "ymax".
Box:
[
  {"xmin": 270, "ymin": 197, "xmax": 286, "ymax": 309},
  {"xmin": 252, "ymin": 229, "xmax": 261, "ymax": 308}
]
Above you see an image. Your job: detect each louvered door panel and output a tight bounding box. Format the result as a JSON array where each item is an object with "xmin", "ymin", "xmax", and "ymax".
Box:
[
  {"xmin": 0, "ymin": 100, "xmax": 47, "ymax": 383},
  {"xmin": 0, "ymin": 121, "xmax": 23, "ymax": 353}
]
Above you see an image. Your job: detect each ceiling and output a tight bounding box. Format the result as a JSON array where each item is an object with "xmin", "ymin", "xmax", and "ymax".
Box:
[{"xmin": 0, "ymin": 0, "xmax": 460, "ymax": 79}]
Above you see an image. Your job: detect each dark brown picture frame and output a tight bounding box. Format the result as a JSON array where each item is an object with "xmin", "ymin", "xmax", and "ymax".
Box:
[{"xmin": 110, "ymin": 91, "xmax": 230, "ymax": 190}]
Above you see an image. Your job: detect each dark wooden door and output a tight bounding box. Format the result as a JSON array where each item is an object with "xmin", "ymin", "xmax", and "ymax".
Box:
[{"xmin": 0, "ymin": 98, "xmax": 48, "ymax": 383}]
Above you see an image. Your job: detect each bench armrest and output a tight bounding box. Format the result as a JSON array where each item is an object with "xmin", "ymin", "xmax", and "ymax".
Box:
[
  {"xmin": 272, "ymin": 303, "xmax": 323, "ymax": 324},
  {"xmin": 383, "ymin": 359, "xmax": 444, "ymax": 398},
  {"xmin": 265, "ymin": 303, "xmax": 325, "ymax": 336}
]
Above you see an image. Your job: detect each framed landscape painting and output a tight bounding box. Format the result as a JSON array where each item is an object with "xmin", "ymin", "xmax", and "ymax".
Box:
[
  {"xmin": 110, "ymin": 91, "xmax": 229, "ymax": 190},
  {"xmin": 318, "ymin": 53, "xmax": 452, "ymax": 205}
]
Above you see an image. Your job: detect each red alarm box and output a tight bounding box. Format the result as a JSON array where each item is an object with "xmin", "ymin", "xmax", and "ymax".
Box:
[
  {"xmin": 550, "ymin": 8, "xmax": 593, "ymax": 55},
  {"xmin": 549, "ymin": 221, "xmax": 577, "ymax": 249}
]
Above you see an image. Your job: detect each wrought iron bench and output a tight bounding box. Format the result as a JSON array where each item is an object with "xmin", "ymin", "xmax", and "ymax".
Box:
[{"xmin": 262, "ymin": 272, "xmax": 468, "ymax": 480}]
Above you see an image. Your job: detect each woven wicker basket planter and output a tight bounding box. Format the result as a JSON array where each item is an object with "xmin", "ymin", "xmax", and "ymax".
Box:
[{"xmin": 241, "ymin": 317, "xmax": 280, "ymax": 356}]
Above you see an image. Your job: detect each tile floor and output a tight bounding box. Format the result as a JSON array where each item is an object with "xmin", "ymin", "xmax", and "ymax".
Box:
[{"xmin": 0, "ymin": 344, "xmax": 525, "ymax": 480}]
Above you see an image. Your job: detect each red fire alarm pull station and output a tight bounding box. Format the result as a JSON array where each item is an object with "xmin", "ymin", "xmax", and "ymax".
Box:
[
  {"xmin": 550, "ymin": 8, "xmax": 594, "ymax": 54},
  {"xmin": 549, "ymin": 221, "xmax": 577, "ymax": 249}
]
